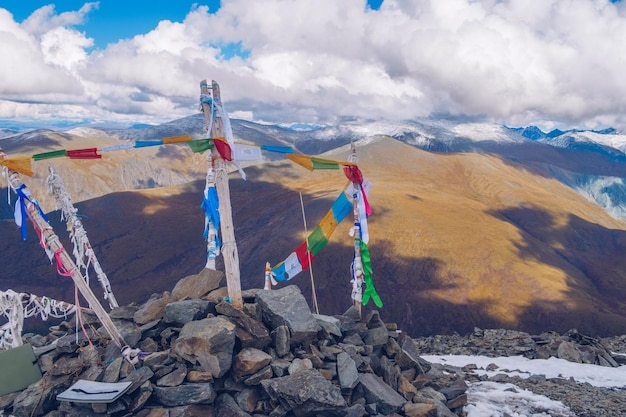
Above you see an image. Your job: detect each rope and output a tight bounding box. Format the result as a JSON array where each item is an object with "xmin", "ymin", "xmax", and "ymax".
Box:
[
  {"xmin": 299, "ymin": 192, "xmax": 320, "ymax": 315},
  {"xmin": 1, "ymin": 290, "xmax": 76, "ymax": 349}
]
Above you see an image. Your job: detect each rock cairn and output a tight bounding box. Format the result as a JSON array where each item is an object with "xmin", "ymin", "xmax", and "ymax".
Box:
[{"xmin": 0, "ymin": 269, "xmax": 624, "ymax": 417}]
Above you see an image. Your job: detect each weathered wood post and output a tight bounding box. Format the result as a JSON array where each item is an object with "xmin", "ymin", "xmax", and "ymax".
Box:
[{"xmin": 199, "ymin": 80, "xmax": 244, "ymax": 309}]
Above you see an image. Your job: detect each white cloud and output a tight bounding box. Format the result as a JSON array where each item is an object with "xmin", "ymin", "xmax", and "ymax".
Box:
[{"xmin": 2, "ymin": 0, "xmax": 626, "ymax": 129}]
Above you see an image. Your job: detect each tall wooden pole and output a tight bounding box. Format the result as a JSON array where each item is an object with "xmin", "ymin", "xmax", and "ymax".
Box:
[{"xmin": 199, "ymin": 80, "xmax": 243, "ymax": 309}]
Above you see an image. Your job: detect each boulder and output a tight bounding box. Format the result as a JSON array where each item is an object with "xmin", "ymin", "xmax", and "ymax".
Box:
[
  {"xmin": 256, "ymin": 285, "xmax": 321, "ymax": 345},
  {"xmin": 172, "ymin": 317, "xmax": 236, "ymax": 378},
  {"xmin": 261, "ymin": 369, "xmax": 347, "ymax": 416}
]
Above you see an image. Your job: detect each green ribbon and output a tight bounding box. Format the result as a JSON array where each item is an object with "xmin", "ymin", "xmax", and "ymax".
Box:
[{"xmin": 358, "ymin": 238, "xmax": 382, "ymax": 308}]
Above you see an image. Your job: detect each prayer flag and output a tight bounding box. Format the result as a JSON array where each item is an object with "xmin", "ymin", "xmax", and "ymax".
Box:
[
  {"xmin": 233, "ymin": 144, "xmax": 263, "ymax": 162},
  {"xmin": 359, "ymin": 239, "xmax": 382, "ymax": 308},
  {"xmin": 187, "ymin": 139, "xmax": 214, "ymax": 154},
  {"xmin": 286, "ymin": 154, "xmax": 314, "ymax": 171},
  {"xmin": 261, "ymin": 145, "xmax": 294, "ymax": 154},
  {"xmin": 1, "ymin": 157, "xmax": 34, "ymax": 176},
  {"xmin": 213, "ymin": 137, "xmax": 233, "ymax": 161},
  {"xmin": 32, "ymin": 150, "xmax": 67, "ymax": 161},
  {"xmin": 343, "ymin": 165, "xmax": 363, "ymax": 184},
  {"xmin": 287, "ymin": 154, "xmax": 346, "ymax": 171},
  {"xmin": 163, "ymin": 135, "xmax": 192, "ymax": 144},
  {"xmin": 67, "ymin": 148, "xmax": 101, "ymax": 159},
  {"xmin": 100, "ymin": 143, "xmax": 134, "ymax": 152},
  {"xmin": 134, "ymin": 140, "xmax": 164, "ymax": 148},
  {"xmin": 272, "ymin": 187, "xmax": 353, "ymax": 281}
]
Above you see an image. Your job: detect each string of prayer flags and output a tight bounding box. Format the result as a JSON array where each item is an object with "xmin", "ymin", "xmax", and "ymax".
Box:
[{"xmin": 272, "ymin": 188, "xmax": 353, "ymax": 282}]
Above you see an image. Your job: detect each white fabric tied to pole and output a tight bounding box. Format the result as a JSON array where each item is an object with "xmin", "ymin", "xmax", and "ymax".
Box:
[
  {"xmin": 46, "ymin": 167, "xmax": 119, "ymax": 309},
  {"xmin": 0, "ymin": 290, "xmax": 77, "ymax": 349}
]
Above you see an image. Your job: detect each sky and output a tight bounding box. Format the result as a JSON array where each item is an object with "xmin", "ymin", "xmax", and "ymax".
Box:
[
  {"xmin": 1, "ymin": 0, "xmax": 626, "ymax": 131},
  {"xmin": 424, "ymin": 354, "xmax": 626, "ymax": 416}
]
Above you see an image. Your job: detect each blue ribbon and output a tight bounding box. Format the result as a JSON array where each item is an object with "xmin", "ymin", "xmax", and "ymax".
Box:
[
  {"xmin": 15, "ymin": 184, "xmax": 49, "ymax": 240},
  {"xmin": 201, "ymin": 186, "xmax": 221, "ymax": 250}
]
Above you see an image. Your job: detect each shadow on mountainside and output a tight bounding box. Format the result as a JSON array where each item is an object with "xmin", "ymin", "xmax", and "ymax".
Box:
[
  {"xmin": 487, "ymin": 204, "xmax": 626, "ymax": 334},
  {"xmin": 2, "ymin": 167, "xmax": 626, "ymax": 338}
]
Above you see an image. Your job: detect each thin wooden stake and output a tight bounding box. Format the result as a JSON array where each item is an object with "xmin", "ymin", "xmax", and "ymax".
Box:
[{"xmin": 299, "ymin": 192, "xmax": 320, "ymax": 315}]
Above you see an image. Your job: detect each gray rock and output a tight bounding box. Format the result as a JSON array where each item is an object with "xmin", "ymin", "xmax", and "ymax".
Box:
[
  {"xmin": 233, "ymin": 347, "xmax": 273, "ymax": 380},
  {"xmin": 164, "ymin": 299, "xmax": 212, "ymax": 325},
  {"xmin": 216, "ymin": 393, "xmax": 253, "ymax": 417},
  {"xmin": 111, "ymin": 318, "xmax": 142, "ymax": 347},
  {"xmin": 396, "ymin": 336, "xmax": 432, "ymax": 374},
  {"xmin": 103, "ymin": 356, "xmax": 124, "ymax": 382},
  {"xmin": 12, "ymin": 375, "xmax": 71, "ymax": 417},
  {"xmin": 557, "ymin": 341, "xmax": 583, "ymax": 363},
  {"xmin": 235, "ymin": 387, "xmax": 260, "ymax": 413},
  {"xmin": 358, "ymin": 372, "xmax": 407, "ymax": 415},
  {"xmin": 171, "ymin": 268, "xmax": 224, "ymax": 300},
  {"xmin": 261, "ymin": 369, "xmax": 346, "ymax": 416},
  {"xmin": 172, "ymin": 316, "xmax": 236, "ymax": 378},
  {"xmin": 156, "ymin": 362, "xmax": 187, "ymax": 387},
  {"xmin": 134, "ymin": 293, "xmax": 176, "ymax": 324},
  {"xmin": 217, "ymin": 302, "xmax": 272, "ymax": 349},
  {"xmin": 288, "ymin": 357, "xmax": 312, "ymax": 375},
  {"xmin": 272, "ymin": 325, "xmax": 291, "ymax": 357},
  {"xmin": 153, "ymin": 383, "xmax": 216, "ymax": 407},
  {"xmin": 337, "ymin": 352, "xmax": 359, "ymax": 390},
  {"xmin": 256, "ymin": 285, "xmax": 321, "ymax": 346},
  {"xmin": 121, "ymin": 366, "xmax": 155, "ymax": 395},
  {"xmin": 313, "ymin": 314, "xmax": 343, "ymax": 338},
  {"xmin": 169, "ymin": 405, "xmax": 217, "ymax": 417}
]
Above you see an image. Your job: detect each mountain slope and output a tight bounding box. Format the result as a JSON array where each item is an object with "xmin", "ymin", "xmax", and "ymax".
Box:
[{"xmin": 2, "ymin": 136, "xmax": 626, "ymax": 338}]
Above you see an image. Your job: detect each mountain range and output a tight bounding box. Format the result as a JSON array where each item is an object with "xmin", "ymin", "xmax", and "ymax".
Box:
[{"xmin": 1, "ymin": 116, "xmax": 626, "ymax": 338}]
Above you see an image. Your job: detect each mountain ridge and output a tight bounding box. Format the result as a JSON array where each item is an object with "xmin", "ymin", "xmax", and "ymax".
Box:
[{"xmin": 2, "ymin": 132, "xmax": 626, "ymax": 338}]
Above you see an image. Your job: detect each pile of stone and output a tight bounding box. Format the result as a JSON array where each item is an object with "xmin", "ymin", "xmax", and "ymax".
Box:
[
  {"xmin": 413, "ymin": 327, "xmax": 626, "ymax": 367},
  {"xmin": 1, "ymin": 270, "xmax": 468, "ymax": 417},
  {"xmin": 2, "ymin": 269, "xmax": 625, "ymax": 417}
]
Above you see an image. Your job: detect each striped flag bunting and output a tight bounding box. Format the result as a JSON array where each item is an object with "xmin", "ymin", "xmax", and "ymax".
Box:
[{"xmin": 271, "ymin": 189, "xmax": 353, "ymax": 282}]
